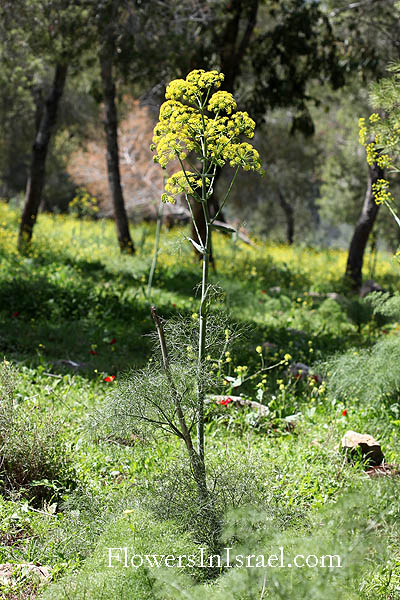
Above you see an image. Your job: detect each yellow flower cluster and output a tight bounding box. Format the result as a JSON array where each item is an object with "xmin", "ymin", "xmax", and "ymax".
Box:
[
  {"xmin": 365, "ymin": 142, "xmax": 377, "ymax": 166},
  {"xmin": 207, "ymin": 91, "xmax": 237, "ymax": 114},
  {"xmin": 372, "ymin": 178, "xmax": 393, "ymax": 205},
  {"xmin": 359, "ymin": 115, "xmax": 396, "ymax": 169},
  {"xmin": 165, "ymin": 69, "xmax": 224, "ymax": 103},
  {"xmin": 151, "ymin": 101, "xmax": 199, "ymax": 167},
  {"xmin": 151, "ymin": 69, "xmax": 264, "ymax": 199},
  {"xmin": 226, "ymin": 142, "xmax": 262, "ymax": 171},
  {"xmin": 69, "ymin": 188, "xmax": 99, "ymax": 218},
  {"xmin": 358, "ymin": 118, "xmax": 367, "ymax": 146},
  {"xmin": 362, "ymin": 140, "xmax": 392, "ymax": 169},
  {"xmin": 369, "ymin": 113, "xmax": 381, "ymax": 124},
  {"xmin": 376, "ymin": 153, "xmax": 393, "ymax": 169},
  {"xmin": 162, "ymin": 171, "xmax": 208, "ymax": 204}
]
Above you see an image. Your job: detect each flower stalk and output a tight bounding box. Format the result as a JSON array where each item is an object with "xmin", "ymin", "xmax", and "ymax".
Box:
[{"xmin": 146, "ymin": 200, "xmax": 164, "ymax": 298}]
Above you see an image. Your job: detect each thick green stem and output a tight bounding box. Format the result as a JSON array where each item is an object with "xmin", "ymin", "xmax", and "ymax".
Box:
[
  {"xmin": 211, "ymin": 165, "xmax": 240, "ymax": 223},
  {"xmin": 197, "ymin": 164, "xmax": 211, "ymax": 463},
  {"xmin": 151, "ymin": 305, "xmax": 210, "ymax": 506}
]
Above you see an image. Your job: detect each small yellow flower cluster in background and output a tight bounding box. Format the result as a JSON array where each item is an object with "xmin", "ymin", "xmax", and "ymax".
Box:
[
  {"xmin": 369, "ymin": 112, "xmax": 381, "ymax": 124},
  {"xmin": 364, "ymin": 142, "xmax": 392, "ymax": 169},
  {"xmin": 359, "ymin": 117, "xmax": 393, "ymax": 168},
  {"xmin": 365, "ymin": 142, "xmax": 377, "ymax": 166},
  {"xmin": 234, "ymin": 365, "xmax": 248, "ymax": 376},
  {"xmin": 376, "ymin": 153, "xmax": 393, "ymax": 169},
  {"xmin": 372, "ymin": 178, "xmax": 394, "ymax": 205},
  {"xmin": 69, "ymin": 188, "xmax": 99, "ymax": 219},
  {"xmin": 358, "ymin": 118, "xmax": 367, "ymax": 146}
]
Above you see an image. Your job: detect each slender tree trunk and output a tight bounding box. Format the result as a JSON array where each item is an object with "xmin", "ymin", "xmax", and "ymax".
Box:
[
  {"xmin": 345, "ymin": 160, "xmax": 383, "ymax": 289},
  {"xmin": 18, "ymin": 63, "xmax": 68, "ymax": 251},
  {"xmin": 219, "ymin": 0, "xmax": 258, "ymax": 93},
  {"xmin": 278, "ymin": 190, "xmax": 294, "ymax": 245},
  {"xmin": 99, "ymin": 46, "xmax": 135, "ymax": 254},
  {"xmin": 190, "ymin": 0, "xmax": 258, "ymax": 258}
]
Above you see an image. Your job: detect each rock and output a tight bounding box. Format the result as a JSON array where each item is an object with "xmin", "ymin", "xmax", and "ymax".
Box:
[
  {"xmin": 288, "ymin": 362, "xmax": 322, "ymax": 383},
  {"xmin": 359, "ymin": 280, "xmax": 384, "ymax": 298},
  {"xmin": 305, "ymin": 291, "xmax": 323, "ymax": 298},
  {"xmin": 365, "ymin": 464, "xmax": 400, "ymax": 478},
  {"xmin": 55, "ymin": 359, "xmax": 87, "ymax": 369},
  {"xmin": 269, "ymin": 286, "xmax": 281, "ymax": 294},
  {"xmin": 263, "ymin": 341, "xmax": 278, "ymax": 350},
  {"xmin": 289, "ymin": 362, "xmax": 310, "ymax": 377},
  {"xmin": 0, "ymin": 562, "xmax": 51, "ymax": 582},
  {"xmin": 287, "ymin": 328, "xmax": 307, "ymax": 337},
  {"xmin": 341, "ymin": 430, "xmax": 384, "ymax": 466},
  {"xmin": 326, "ymin": 292, "xmax": 346, "ymax": 303},
  {"xmin": 305, "ymin": 291, "xmax": 346, "ymax": 303}
]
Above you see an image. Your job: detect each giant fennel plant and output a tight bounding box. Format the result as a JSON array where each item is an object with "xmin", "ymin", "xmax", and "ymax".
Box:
[
  {"xmin": 359, "ymin": 62, "xmax": 400, "ymax": 230},
  {"xmin": 151, "ymin": 67, "xmax": 263, "ymax": 469}
]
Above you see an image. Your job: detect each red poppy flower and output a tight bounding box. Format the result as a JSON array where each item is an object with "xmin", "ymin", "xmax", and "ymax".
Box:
[
  {"xmin": 172, "ymin": 303, "xmax": 177, "ymax": 308},
  {"xmin": 342, "ymin": 409, "xmax": 347, "ymax": 416},
  {"xmin": 12, "ymin": 311, "xmax": 19, "ymax": 318},
  {"xmin": 90, "ymin": 350, "xmax": 98, "ymax": 355},
  {"xmin": 219, "ymin": 397, "xmax": 233, "ymax": 406},
  {"xmin": 104, "ymin": 375, "xmax": 116, "ymax": 382},
  {"xmin": 109, "ymin": 337, "xmax": 117, "ymax": 345}
]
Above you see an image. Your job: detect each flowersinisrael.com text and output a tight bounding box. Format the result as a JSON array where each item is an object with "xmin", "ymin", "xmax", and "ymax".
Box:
[{"xmin": 107, "ymin": 547, "xmax": 342, "ymax": 569}]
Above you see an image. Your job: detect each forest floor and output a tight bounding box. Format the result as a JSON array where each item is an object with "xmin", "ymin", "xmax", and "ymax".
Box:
[{"xmin": 1, "ymin": 201, "xmax": 400, "ymax": 599}]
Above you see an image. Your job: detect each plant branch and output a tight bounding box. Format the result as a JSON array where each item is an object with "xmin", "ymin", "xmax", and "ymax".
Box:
[
  {"xmin": 151, "ymin": 306, "xmax": 195, "ymax": 454},
  {"xmin": 211, "ymin": 165, "xmax": 240, "ymax": 223}
]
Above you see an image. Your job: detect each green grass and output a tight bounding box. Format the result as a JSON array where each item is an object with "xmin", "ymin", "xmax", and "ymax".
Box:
[{"xmin": 1, "ymin": 201, "xmax": 400, "ymax": 599}]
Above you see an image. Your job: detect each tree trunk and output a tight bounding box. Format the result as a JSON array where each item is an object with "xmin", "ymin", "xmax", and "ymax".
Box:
[
  {"xmin": 219, "ymin": 0, "xmax": 258, "ymax": 93},
  {"xmin": 191, "ymin": 197, "xmax": 209, "ymax": 256},
  {"xmin": 190, "ymin": 0, "xmax": 259, "ymax": 259},
  {"xmin": 99, "ymin": 46, "xmax": 135, "ymax": 254},
  {"xmin": 18, "ymin": 63, "xmax": 68, "ymax": 251},
  {"xmin": 278, "ymin": 190, "xmax": 294, "ymax": 245},
  {"xmin": 345, "ymin": 160, "xmax": 383, "ymax": 289}
]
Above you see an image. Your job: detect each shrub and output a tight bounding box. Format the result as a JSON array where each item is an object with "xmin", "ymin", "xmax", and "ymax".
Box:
[
  {"xmin": 0, "ymin": 361, "xmax": 76, "ymax": 504},
  {"xmin": 324, "ymin": 334, "xmax": 400, "ymax": 413}
]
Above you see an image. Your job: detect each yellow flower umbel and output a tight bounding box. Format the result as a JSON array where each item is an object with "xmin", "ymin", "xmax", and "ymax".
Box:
[
  {"xmin": 151, "ymin": 68, "xmax": 264, "ymax": 204},
  {"xmin": 372, "ymin": 179, "xmax": 394, "ymax": 205},
  {"xmin": 162, "ymin": 171, "xmax": 209, "ymax": 204}
]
